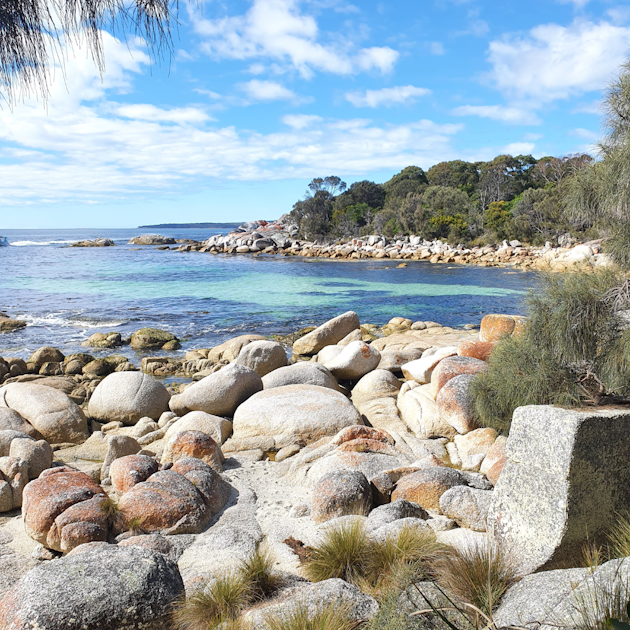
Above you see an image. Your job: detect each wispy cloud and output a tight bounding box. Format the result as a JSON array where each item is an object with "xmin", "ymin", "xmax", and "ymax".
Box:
[
  {"xmin": 238, "ymin": 79, "xmax": 311, "ymax": 104},
  {"xmin": 345, "ymin": 85, "xmax": 431, "ymax": 108},
  {"xmin": 452, "ymin": 104, "xmax": 541, "ymax": 125},
  {"xmin": 190, "ymin": 0, "xmax": 398, "ymax": 78}
]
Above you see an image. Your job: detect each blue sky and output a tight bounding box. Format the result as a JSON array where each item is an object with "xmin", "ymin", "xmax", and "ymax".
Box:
[{"xmin": 1, "ymin": 0, "xmax": 629, "ymax": 228}]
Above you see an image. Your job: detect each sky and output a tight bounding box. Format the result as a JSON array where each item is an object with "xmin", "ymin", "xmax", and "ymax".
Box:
[{"xmin": 1, "ymin": 0, "xmax": 630, "ymax": 228}]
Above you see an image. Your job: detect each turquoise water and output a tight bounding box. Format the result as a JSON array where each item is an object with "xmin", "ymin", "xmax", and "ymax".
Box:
[{"xmin": 0, "ymin": 228, "xmax": 536, "ymax": 360}]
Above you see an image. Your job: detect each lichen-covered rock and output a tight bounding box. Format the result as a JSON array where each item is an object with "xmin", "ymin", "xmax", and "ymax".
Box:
[
  {"xmin": 261, "ymin": 362, "xmax": 342, "ymax": 392},
  {"xmin": 0, "ymin": 383, "xmax": 88, "ymax": 444},
  {"xmin": 430, "ymin": 355, "xmax": 487, "ymax": 399},
  {"xmin": 232, "ymin": 384, "xmax": 362, "ymax": 450},
  {"xmin": 312, "ymin": 469, "xmax": 372, "ymax": 522},
  {"xmin": 88, "ymin": 372, "xmax": 171, "ymax": 425},
  {"xmin": 169, "ymin": 363, "xmax": 262, "ymax": 417},
  {"xmin": 115, "ymin": 458, "xmax": 231, "ymax": 535},
  {"xmin": 22, "ymin": 466, "xmax": 109, "ymax": 552},
  {"xmin": 322, "ymin": 340, "xmax": 381, "ymax": 380},
  {"xmin": 480, "ymin": 435, "xmax": 507, "ymax": 476},
  {"xmin": 331, "ymin": 425, "xmax": 395, "ymax": 447},
  {"xmin": 0, "ymin": 543, "xmax": 184, "ymax": 630},
  {"xmin": 110, "ymin": 454, "xmax": 159, "ymax": 493},
  {"xmin": 242, "ymin": 578, "xmax": 379, "ymax": 627},
  {"xmin": 397, "ymin": 384, "xmax": 457, "ymax": 439},
  {"xmin": 489, "ymin": 406, "xmax": 630, "ymax": 574},
  {"xmin": 436, "ymin": 373, "xmax": 478, "ymax": 435},
  {"xmin": 130, "ymin": 327, "xmax": 178, "ymax": 350},
  {"xmin": 391, "ymin": 467, "xmax": 470, "ymax": 511},
  {"xmin": 163, "ymin": 410, "xmax": 233, "ymax": 445},
  {"xmin": 81, "ymin": 332, "xmax": 122, "ymax": 349},
  {"xmin": 234, "ymin": 340, "xmax": 288, "ymax": 377},
  {"xmin": 161, "ymin": 430, "xmax": 224, "ymax": 472},
  {"xmin": 457, "ymin": 340, "xmax": 496, "ymax": 362},
  {"xmin": 479, "ymin": 314, "xmax": 527, "ymax": 343},
  {"xmin": 377, "ymin": 348, "xmax": 424, "ymax": 372},
  {"xmin": 293, "ymin": 311, "xmax": 360, "ymax": 356},
  {"xmin": 400, "ymin": 346, "xmax": 458, "ymax": 384},
  {"xmin": 439, "ymin": 486, "xmax": 493, "ymax": 532}
]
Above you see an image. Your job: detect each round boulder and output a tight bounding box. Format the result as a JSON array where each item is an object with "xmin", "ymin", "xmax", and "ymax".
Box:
[
  {"xmin": 322, "ymin": 340, "xmax": 381, "ymax": 380},
  {"xmin": 391, "ymin": 467, "xmax": 470, "ymax": 511},
  {"xmin": 0, "ymin": 383, "xmax": 88, "ymax": 444},
  {"xmin": 29, "ymin": 346, "xmax": 65, "ymax": 368},
  {"xmin": 232, "ymin": 384, "xmax": 362, "ymax": 449},
  {"xmin": 457, "ymin": 340, "xmax": 496, "ymax": 362},
  {"xmin": 130, "ymin": 328, "xmax": 178, "ymax": 350},
  {"xmin": 9, "ymin": 437, "xmax": 52, "ymax": 478},
  {"xmin": 161, "ymin": 430, "xmax": 224, "ymax": 472},
  {"xmin": 169, "ymin": 363, "xmax": 262, "ymax": 417},
  {"xmin": 22, "ymin": 466, "xmax": 110, "ymax": 552},
  {"xmin": 0, "ymin": 408, "xmax": 41, "ymax": 438},
  {"xmin": 88, "ymin": 372, "xmax": 171, "ymax": 425},
  {"xmin": 0, "ymin": 543, "xmax": 184, "ymax": 630},
  {"xmin": 312, "ymin": 470, "xmax": 372, "ymax": 522},
  {"xmin": 164, "ymin": 410, "xmax": 233, "ymax": 445},
  {"xmin": 234, "ymin": 340, "xmax": 288, "ymax": 377},
  {"xmin": 430, "ymin": 355, "xmax": 487, "ymax": 399},
  {"xmin": 110, "ymin": 454, "xmax": 159, "ymax": 493},
  {"xmin": 436, "ymin": 373, "xmax": 478, "ymax": 435},
  {"xmin": 262, "ymin": 362, "xmax": 342, "ymax": 392}
]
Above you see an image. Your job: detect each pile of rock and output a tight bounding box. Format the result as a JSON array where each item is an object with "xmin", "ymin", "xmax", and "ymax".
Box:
[{"xmin": 1, "ymin": 308, "xmax": 628, "ymax": 629}]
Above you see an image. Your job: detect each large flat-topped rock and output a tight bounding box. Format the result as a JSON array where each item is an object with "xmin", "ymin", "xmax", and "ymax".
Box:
[
  {"xmin": 489, "ymin": 405, "xmax": 630, "ymax": 574},
  {"xmin": 371, "ymin": 327, "xmax": 477, "ymax": 352}
]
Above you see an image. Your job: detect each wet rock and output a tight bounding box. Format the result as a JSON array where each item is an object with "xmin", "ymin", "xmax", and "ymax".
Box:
[
  {"xmin": 82, "ymin": 332, "xmax": 122, "ymax": 349},
  {"xmin": 130, "ymin": 328, "xmax": 178, "ymax": 350},
  {"xmin": 0, "ymin": 316, "xmax": 27, "ymax": 333},
  {"xmin": 88, "ymin": 372, "xmax": 171, "ymax": 425},
  {"xmin": 0, "ymin": 543, "xmax": 184, "ymax": 630},
  {"xmin": 28, "ymin": 347, "xmax": 65, "ymax": 369}
]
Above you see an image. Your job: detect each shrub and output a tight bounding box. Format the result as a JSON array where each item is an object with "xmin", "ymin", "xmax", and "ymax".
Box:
[
  {"xmin": 263, "ymin": 602, "xmax": 360, "ymax": 630},
  {"xmin": 472, "ymin": 268, "xmax": 630, "ymax": 432},
  {"xmin": 429, "ymin": 540, "xmax": 520, "ymax": 618}
]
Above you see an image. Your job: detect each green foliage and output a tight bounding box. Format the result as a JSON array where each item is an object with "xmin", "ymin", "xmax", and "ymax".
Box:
[
  {"xmin": 484, "ymin": 201, "xmax": 512, "ymax": 238},
  {"xmin": 263, "ymin": 602, "xmax": 360, "ymax": 630},
  {"xmin": 472, "ymin": 268, "xmax": 630, "ymax": 432}
]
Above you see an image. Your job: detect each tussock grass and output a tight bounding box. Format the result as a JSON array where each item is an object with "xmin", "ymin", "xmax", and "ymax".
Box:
[
  {"xmin": 173, "ymin": 548, "xmax": 282, "ymax": 630},
  {"xmin": 303, "ymin": 521, "xmax": 443, "ymax": 599},
  {"xmin": 263, "ymin": 602, "xmax": 360, "ymax": 630},
  {"xmin": 610, "ymin": 514, "xmax": 630, "ymax": 560},
  {"xmin": 430, "ymin": 541, "xmax": 520, "ymax": 618}
]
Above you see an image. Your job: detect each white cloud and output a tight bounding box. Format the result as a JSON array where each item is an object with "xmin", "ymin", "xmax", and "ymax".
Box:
[
  {"xmin": 238, "ymin": 79, "xmax": 307, "ymax": 103},
  {"xmin": 570, "ymin": 127, "xmax": 599, "ymax": 140},
  {"xmin": 488, "ymin": 20, "xmax": 630, "ymax": 102},
  {"xmin": 501, "ymin": 142, "xmax": 536, "ymax": 155},
  {"xmin": 191, "ymin": 0, "xmax": 398, "ymax": 77},
  {"xmin": 451, "ymin": 104, "xmax": 542, "ymax": 125},
  {"xmin": 281, "ymin": 114, "xmax": 323, "ymax": 129},
  {"xmin": 430, "ymin": 42, "xmax": 445, "ymax": 55},
  {"xmin": 116, "ymin": 104, "xmax": 211, "ymax": 123},
  {"xmin": 345, "ymin": 85, "xmax": 431, "ymax": 108},
  {"xmin": 571, "ymin": 100, "xmax": 601, "ymax": 114}
]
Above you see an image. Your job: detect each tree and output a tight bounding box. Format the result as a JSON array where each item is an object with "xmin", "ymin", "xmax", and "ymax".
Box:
[
  {"xmin": 308, "ymin": 176, "xmax": 347, "ymax": 197},
  {"xmin": 512, "ymin": 187, "xmax": 567, "ymax": 239},
  {"xmin": 426, "ymin": 160, "xmax": 479, "ymax": 195},
  {"xmin": 0, "ymin": 0, "xmax": 177, "ymax": 102},
  {"xmin": 333, "ymin": 180, "xmax": 385, "ymax": 212}
]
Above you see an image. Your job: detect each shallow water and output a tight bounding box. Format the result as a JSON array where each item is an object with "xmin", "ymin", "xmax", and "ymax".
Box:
[{"xmin": 0, "ymin": 228, "xmax": 537, "ymax": 360}]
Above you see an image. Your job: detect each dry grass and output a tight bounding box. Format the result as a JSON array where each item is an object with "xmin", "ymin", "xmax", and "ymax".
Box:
[
  {"xmin": 263, "ymin": 601, "xmax": 361, "ymax": 630},
  {"xmin": 610, "ymin": 515, "xmax": 630, "ymax": 560},
  {"xmin": 239, "ymin": 548, "xmax": 283, "ymax": 602},
  {"xmin": 303, "ymin": 520, "xmax": 443, "ymax": 600},
  {"xmin": 430, "ymin": 541, "xmax": 520, "ymax": 619}
]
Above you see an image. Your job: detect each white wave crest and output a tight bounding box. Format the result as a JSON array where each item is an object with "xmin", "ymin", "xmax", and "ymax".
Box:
[
  {"xmin": 9, "ymin": 240, "xmax": 77, "ymax": 247},
  {"xmin": 23, "ymin": 314, "xmax": 127, "ymax": 328}
]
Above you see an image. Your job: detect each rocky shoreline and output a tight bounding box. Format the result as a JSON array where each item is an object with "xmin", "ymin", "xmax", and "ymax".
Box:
[
  {"xmin": 0, "ymin": 310, "xmax": 628, "ymax": 628},
  {"xmin": 71, "ymin": 220, "xmax": 610, "ymax": 272}
]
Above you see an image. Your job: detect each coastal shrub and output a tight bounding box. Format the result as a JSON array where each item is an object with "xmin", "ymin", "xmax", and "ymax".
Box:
[
  {"xmin": 429, "ymin": 541, "xmax": 520, "ymax": 618},
  {"xmin": 263, "ymin": 601, "xmax": 360, "ymax": 630},
  {"xmin": 472, "ymin": 268, "xmax": 630, "ymax": 433}
]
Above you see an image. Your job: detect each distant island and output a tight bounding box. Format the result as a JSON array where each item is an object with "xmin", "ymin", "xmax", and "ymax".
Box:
[{"xmin": 137, "ymin": 222, "xmax": 242, "ymax": 229}]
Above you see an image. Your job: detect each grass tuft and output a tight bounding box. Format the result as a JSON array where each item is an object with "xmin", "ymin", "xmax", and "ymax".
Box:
[
  {"xmin": 610, "ymin": 514, "xmax": 630, "ymax": 560},
  {"xmin": 239, "ymin": 548, "xmax": 283, "ymax": 602},
  {"xmin": 172, "ymin": 574, "xmax": 247, "ymax": 630},
  {"xmin": 263, "ymin": 602, "xmax": 360, "ymax": 630},
  {"xmin": 430, "ymin": 540, "xmax": 520, "ymax": 618}
]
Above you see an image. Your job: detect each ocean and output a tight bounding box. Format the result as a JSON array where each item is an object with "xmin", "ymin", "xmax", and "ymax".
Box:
[{"xmin": 0, "ymin": 228, "xmax": 537, "ymax": 360}]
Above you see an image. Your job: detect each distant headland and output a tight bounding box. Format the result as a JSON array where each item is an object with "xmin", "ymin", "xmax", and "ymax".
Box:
[{"xmin": 137, "ymin": 222, "xmax": 243, "ymax": 229}]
